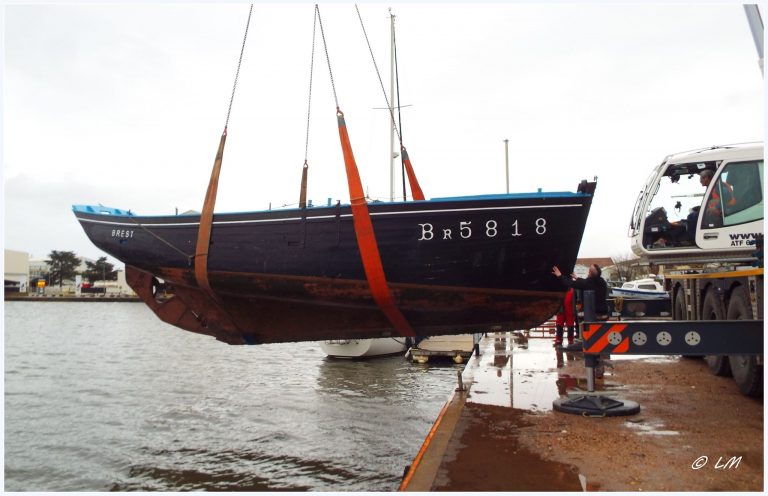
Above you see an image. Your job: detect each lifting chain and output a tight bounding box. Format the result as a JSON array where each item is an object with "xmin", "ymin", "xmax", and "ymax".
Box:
[
  {"xmin": 300, "ymin": 7, "xmax": 319, "ymax": 209},
  {"xmin": 304, "ymin": 9, "xmax": 317, "ymax": 164},
  {"xmin": 315, "ymin": 4, "xmax": 340, "ymax": 109},
  {"xmin": 224, "ymin": 4, "xmax": 254, "ymax": 131}
]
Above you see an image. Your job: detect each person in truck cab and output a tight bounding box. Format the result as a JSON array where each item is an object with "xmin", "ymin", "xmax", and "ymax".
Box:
[{"xmin": 700, "ymin": 169, "xmax": 735, "ymax": 227}]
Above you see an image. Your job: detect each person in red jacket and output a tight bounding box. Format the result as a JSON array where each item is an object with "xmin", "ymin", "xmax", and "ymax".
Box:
[
  {"xmin": 554, "ymin": 288, "xmax": 575, "ymax": 348},
  {"xmin": 700, "ymin": 169, "xmax": 735, "ymax": 227}
]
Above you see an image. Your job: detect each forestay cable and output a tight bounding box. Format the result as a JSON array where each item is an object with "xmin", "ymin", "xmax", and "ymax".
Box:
[{"xmin": 354, "ymin": 4, "xmax": 424, "ymax": 201}]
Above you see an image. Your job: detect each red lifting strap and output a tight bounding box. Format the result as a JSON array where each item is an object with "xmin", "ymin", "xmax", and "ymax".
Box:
[
  {"xmin": 336, "ymin": 109, "xmax": 416, "ymax": 337},
  {"xmin": 401, "ymin": 146, "xmax": 425, "ymax": 201}
]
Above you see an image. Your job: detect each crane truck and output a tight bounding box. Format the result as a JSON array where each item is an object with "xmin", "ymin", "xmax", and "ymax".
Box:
[
  {"xmin": 628, "ymin": 142, "xmax": 763, "ymax": 396},
  {"xmin": 620, "ymin": 6, "xmax": 765, "ymax": 397}
]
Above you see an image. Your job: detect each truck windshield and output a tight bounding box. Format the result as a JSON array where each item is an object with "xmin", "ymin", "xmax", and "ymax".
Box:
[
  {"xmin": 629, "ymin": 168, "xmax": 659, "ymax": 236},
  {"xmin": 641, "ymin": 168, "xmax": 705, "ymax": 249}
]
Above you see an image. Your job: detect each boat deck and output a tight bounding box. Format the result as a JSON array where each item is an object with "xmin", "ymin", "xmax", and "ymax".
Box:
[{"xmin": 400, "ymin": 332, "xmax": 763, "ymax": 491}]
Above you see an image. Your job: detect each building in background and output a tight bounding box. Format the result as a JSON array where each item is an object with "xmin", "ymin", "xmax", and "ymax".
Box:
[
  {"xmin": 4, "ymin": 250, "xmax": 30, "ymax": 293},
  {"xmin": 574, "ymin": 257, "xmax": 616, "ymax": 280},
  {"xmin": 7, "ymin": 250, "xmax": 134, "ymax": 296}
]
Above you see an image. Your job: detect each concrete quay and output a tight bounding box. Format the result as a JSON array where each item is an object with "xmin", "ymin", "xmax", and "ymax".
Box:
[{"xmin": 399, "ymin": 332, "xmax": 763, "ymax": 492}]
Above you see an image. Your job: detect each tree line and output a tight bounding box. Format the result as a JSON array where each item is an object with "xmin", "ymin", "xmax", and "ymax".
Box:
[{"xmin": 41, "ymin": 250, "xmax": 118, "ymax": 288}]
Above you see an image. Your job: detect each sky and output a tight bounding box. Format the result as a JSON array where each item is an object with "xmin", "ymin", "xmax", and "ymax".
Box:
[{"xmin": 2, "ymin": 1, "xmax": 764, "ymax": 267}]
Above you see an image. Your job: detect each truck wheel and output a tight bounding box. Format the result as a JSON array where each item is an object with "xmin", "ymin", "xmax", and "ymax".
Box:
[
  {"xmin": 727, "ymin": 286, "xmax": 762, "ymax": 397},
  {"xmin": 673, "ymin": 287, "xmax": 686, "ymax": 319},
  {"xmin": 702, "ymin": 289, "xmax": 731, "ymax": 376},
  {"xmin": 674, "ymin": 288, "xmax": 700, "ymax": 359}
]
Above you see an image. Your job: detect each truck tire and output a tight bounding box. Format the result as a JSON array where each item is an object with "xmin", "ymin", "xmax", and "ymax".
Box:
[
  {"xmin": 702, "ymin": 289, "xmax": 731, "ymax": 377},
  {"xmin": 727, "ymin": 286, "xmax": 762, "ymax": 397},
  {"xmin": 673, "ymin": 287, "xmax": 686, "ymax": 320},
  {"xmin": 674, "ymin": 287, "xmax": 701, "ymax": 359}
]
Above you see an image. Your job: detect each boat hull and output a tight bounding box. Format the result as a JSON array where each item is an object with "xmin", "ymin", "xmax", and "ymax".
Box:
[
  {"xmin": 319, "ymin": 337, "xmax": 408, "ymax": 358},
  {"xmin": 74, "ymin": 189, "xmax": 595, "ymax": 344},
  {"xmin": 610, "ymin": 288, "xmax": 669, "ymax": 299}
]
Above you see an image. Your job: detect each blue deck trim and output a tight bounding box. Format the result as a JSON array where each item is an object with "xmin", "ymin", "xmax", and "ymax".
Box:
[
  {"xmin": 430, "ymin": 191, "xmax": 588, "ymax": 202},
  {"xmin": 72, "ymin": 205, "xmax": 135, "ymax": 216},
  {"xmin": 72, "ymin": 190, "xmax": 586, "ymax": 219}
]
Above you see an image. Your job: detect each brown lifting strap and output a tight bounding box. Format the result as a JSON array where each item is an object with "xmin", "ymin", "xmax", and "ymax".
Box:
[
  {"xmin": 299, "ymin": 161, "xmax": 309, "ymax": 209},
  {"xmin": 401, "ymin": 145, "xmax": 425, "ymax": 201},
  {"xmin": 193, "ymin": 129, "xmax": 242, "ymax": 336},
  {"xmin": 194, "ymin": 130, "xmax": 227, "ymax": 296},
  {"xmin": 336, "ymin": 109, "xmax": 416, "ymax": 337}
]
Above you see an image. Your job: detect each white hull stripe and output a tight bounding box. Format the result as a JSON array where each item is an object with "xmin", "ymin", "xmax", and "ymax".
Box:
[{"xmin": 77, "ymin": 203, "xmax": 581, "ymax": 228}]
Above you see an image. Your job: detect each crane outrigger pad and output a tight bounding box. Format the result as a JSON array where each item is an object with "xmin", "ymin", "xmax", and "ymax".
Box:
[{"xmin": 553, "ymin": 395, "xmax": 640, "ymax": 417}]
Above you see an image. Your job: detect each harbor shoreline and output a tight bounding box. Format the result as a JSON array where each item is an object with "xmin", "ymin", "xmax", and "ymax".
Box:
[{"xmin": 4, "ymin": 295, "xmax": 140, "ymax": 302}]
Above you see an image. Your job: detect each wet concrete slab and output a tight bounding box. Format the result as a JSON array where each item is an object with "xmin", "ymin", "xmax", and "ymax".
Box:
[
  {"xmin": 401, "ymin": 332, "xmax": 589, "ymax": 491},
  {"xmin": 463, "ymin": 331, "xmax": 591, "ymax": 411},
  {"xmin": 400, "ymin": 331, "xmax": 764, "ymax": 492},
  {"xmin": 431, "ymin": 402, "xmax": 583, "ymax": 491}
]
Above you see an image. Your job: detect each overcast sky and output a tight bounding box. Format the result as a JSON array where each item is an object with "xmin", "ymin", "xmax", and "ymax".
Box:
[{"xmin": 2, "ymin": 2, "xmax": 764, "ymax": 267}]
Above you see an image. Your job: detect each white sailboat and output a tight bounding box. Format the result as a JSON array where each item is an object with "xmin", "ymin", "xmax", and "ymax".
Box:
[{"xmin": 319, "ymin": 337, "xmax": 409, "ymax": 358}]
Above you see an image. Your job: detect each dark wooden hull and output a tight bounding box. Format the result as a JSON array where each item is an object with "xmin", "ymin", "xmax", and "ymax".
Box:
[{"xmin": 73, "ymin": 189, "xmax": 595, "ymax": 344}]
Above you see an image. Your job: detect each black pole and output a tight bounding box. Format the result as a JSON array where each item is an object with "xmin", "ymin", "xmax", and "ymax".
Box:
[{"xmin": 583, "ymin": 289, "xmax": 596, "ymax": 322}]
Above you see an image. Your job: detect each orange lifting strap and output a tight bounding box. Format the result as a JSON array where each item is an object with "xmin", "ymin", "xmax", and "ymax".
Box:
[
  {"xmin": 193, "ymin": 129, "xmax": 242, "ymax": 335},
  {"xmin": 336, "ymin": 109, "xmax": 416, "ymax": 337},
  {"xmin": 194, "ymin": 130, "xmax": 227, "ymax": 296},
  {"xmin": 191, "ymin": 3, "xmax": 252, "ymax": 333},
  {"xmin": 401, "ymin": 146, "xmax": 425, "ymax": 201}
]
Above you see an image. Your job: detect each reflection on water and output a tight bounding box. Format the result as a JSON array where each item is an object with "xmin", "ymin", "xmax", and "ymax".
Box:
[{"xmin": 5, "ymin": 302, "xmax": 460, "ymax": 491}]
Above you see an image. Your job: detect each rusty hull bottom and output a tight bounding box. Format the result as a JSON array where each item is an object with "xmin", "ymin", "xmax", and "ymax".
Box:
[{"xmin": 126, "ymin": 265, "xmax": 562, "ymax": 345}]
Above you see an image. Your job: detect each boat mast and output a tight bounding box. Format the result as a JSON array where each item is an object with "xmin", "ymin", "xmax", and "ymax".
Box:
[
  {"xmin": 504, "ymin": 139, "xmax": 510, "ymax": 194},
  {"xmin": 389, "ymin": 9, "xmax": 397, "ymax": 202}
]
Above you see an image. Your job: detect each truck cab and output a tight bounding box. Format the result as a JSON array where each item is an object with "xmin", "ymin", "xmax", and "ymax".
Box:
[{"xmin": 629, "ymin": 143, "xmax": 764, "ymax": 262}]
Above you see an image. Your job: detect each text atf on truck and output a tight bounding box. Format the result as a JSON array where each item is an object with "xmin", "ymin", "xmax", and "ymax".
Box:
[{"xmin": 628, "ymin": 142, "xmax": 764, "ymax": 396}]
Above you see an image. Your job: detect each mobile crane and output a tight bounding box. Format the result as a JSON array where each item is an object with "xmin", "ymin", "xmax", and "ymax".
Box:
[
  {"xmin": 621, "ymin": 6, "xmax": 764, "ymax": 397},
  {"xmin": 627, "ymin": 142, "xmax": 763, "ymax": 396},
  {"xmin": 554, "ymin": 8, "xmax": 764, "ymax": 419}
]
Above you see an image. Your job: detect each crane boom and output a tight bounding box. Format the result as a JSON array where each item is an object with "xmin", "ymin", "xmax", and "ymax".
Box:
[{"xmin": 743, "ymin": 4, "xmax": 764, "ymax": 76}]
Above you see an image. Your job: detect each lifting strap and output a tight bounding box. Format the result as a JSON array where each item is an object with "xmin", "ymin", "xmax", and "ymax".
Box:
[
  {"xmin": 192, "ymin": 130, "xmax": 242, "ymax": 336},
  {"xmin": 195, "ymin": 130, "xmax": 227, "ymax": 296},
  {"xmin": 191, "ymin": 5, "xmax": 253, "ymax": 333},
  {"xmin": 299, "ymin": 161, "xmax": 309, "ymax": 208},
  {"xmin": 337, "ymin": 109, "xmax": 416, "ymax": 337},
  {"xmin": 401, "ymin": 146, "xmax": 425, "ymax": 201}
]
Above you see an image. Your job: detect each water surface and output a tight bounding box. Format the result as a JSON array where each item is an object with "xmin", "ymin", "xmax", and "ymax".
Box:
[{"xmin": 5, "ymin": 301, "xmax": 460, "ymax": 491}]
